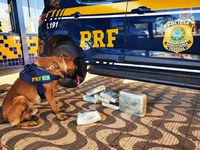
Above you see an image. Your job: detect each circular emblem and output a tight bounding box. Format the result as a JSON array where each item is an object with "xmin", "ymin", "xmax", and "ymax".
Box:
[
  {"xmin": 163, "ymin": 19, "xmax": 194, "ymax": 53},
  {"xmin": 170, "ymin": 27, "xmax": 186, "ymax": 43}
]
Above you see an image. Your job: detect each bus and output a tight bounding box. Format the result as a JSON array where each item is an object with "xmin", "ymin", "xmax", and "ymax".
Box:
[{"xmin": 38, "ymin": 0, "xmax": 200, "ymax": 89}]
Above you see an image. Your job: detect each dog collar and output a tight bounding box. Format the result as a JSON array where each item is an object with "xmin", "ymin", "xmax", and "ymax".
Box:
[
  {"xmin": 20, "ymin": 64, "xmax": 61, "ymax": 99},
  {"xmin": 45, "ymin": 65, "xmax": 57, "ymax": 70}
]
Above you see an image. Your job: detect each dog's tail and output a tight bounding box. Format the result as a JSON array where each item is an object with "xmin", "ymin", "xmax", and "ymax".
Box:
[{"xmin": 0, "ymin": 108, "xmax": 6, "ymax": 124}]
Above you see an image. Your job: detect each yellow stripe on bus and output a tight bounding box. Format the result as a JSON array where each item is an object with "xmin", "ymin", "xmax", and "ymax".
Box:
[
  {"xmin": 128, "ymin": 0, "xmax": 200, "ymax": 12},
  {"xmin": 62, "ymin": 2, "xmax": 127, "ymax": 16},
  {"xmin": 56, "ymin": 9, "xmax": 61, "ymax": 17},
  {"xmin": 51, "ymin": 10, "xmax": 57, "ymax": 17},
  {"xmin": 61, "ymin": 0, "xmax": 200, "ymax": 17}
]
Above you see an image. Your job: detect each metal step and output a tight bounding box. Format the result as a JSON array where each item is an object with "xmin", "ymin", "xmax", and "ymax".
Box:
[{"xmin": 88, "ymin": 66, "xmax": 200, "ymax": 89}]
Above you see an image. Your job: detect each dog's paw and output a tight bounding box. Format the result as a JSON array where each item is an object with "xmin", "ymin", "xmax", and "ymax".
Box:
[
  {"xmin": 17, "ymin": 121, "xmax": 38, "ymax": 127},
  {"xmin": 31, "ymin": 108, "xmax": 39, "ymax": 116},
  {"xmin": 30, "ymin": 121, "xmax": 38, "ymax": 126},
  {"xmin": 59, "ymin": 108, "xmax": 66, "ymax": 112},
  {"xmin": 56, "ymin": 113, "xmax": 68, "ymax": 121}
]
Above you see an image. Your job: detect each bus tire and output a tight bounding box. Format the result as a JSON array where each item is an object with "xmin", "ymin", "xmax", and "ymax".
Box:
[{"xmin": 52, "ymin": 43, "xmax": 87, "ymax": 88}]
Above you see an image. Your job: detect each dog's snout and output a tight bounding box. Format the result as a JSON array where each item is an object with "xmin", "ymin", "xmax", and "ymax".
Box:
[
  {"xmin": 67, "ymin": 69, "xmax": 76, "ymax": 77},
  {"xmin": 75, "ymin": 65, "xmax": 78, "ymax": 71}
]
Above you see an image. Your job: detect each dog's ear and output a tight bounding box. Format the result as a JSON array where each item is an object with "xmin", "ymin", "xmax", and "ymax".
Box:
[{"xmin": 34, "ymin": 57, "xmax": 54, "ymax": 67}]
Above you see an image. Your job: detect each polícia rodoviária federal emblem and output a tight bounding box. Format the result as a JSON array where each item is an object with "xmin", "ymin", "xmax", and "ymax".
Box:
[{"xmin": 163, "ymin": 19, "xmax": 194, "ymax": 53}]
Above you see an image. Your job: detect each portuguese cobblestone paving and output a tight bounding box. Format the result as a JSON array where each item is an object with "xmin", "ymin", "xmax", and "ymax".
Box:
[{"xmin": 0, "ymin": 76, "xmax": 200, "ymax": 150}]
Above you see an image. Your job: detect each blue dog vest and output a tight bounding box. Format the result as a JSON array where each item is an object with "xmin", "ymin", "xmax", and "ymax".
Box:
[{"xmin": 20, "ymin": 64, "xmax": 60, "ymax": 99}]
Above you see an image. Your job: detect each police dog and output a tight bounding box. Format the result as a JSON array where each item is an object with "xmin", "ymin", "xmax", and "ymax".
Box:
[{"xmin": 1, "ymin": 56, "xmax": 78, "ymax": 127}]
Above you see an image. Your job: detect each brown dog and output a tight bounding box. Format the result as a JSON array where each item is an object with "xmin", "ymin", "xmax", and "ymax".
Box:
[{"xmin": 1, "ymin": 56, "xmax": 78, "ymax": 127}]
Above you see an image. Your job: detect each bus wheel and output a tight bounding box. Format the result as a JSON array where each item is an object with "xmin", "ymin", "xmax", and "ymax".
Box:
[{"xmin": 52, "ymin": 43, "xmax": 87, "ymax": 88}]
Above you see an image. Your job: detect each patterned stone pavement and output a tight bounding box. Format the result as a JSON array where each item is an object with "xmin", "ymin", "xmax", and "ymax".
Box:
[{"xmin": 0, "ymin": 76, "xmax": 200, "ymax": 150}]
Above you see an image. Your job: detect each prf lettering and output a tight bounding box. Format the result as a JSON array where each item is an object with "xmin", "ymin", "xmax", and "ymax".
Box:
[
  {"xmin": 80, "ymin": 28, "xmax": 119, "ymax": 48},
  {"xmin": 32, "ymin": 77, "xmax": 41, "ymax": 82}
]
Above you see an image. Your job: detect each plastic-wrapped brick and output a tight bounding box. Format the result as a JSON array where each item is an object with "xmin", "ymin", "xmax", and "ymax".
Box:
[
  {"xmin": 83, "ymin": 95, "xmax": 99, "ymax": 104},
  {"xmin": 102, "ymin": 102, "xmax": 119, "ymax": 110},
  {"xmin": 119, "ymin": 91, "xmax": 147, "ymax": 117},
  {"xmin": 86, "ymin": 85, "xmax": 106, "ymax": 96},
  {"xmin": 94, "ymin": 94, "xmax": 110, "ymax": 104},
  {"xmin": 100, "ymin": 90, "xmax": 119, "ymax": 103},
  {"xmin": 77, "ymin": 110, "xmax": 101, "ymax": 125}
]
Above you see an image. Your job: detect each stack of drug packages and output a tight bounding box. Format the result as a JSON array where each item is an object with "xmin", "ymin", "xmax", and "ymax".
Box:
[
  {"xmin": 83, "ymin": 85, "xmax": 120, "ymax": 110},
  {"xmin": 77, "ymin": 85, "xmax": 119, "ymax": 125},
  {"xmin": 83, "ymin": 85, "xmax": 147, "ymax": 117}
]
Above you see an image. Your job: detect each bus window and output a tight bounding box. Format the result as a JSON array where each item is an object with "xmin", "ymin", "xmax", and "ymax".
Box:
[
  {"xmin": 0, "ymin": 0, "xmax": 12, "ymax": 33},
  {"xmin": 126, "ymin": 9, "xmax": 200, "ymax": 61},
  {"xmin": 22, "ymin": 0, "xmax": 44, "ymax": 34}
]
